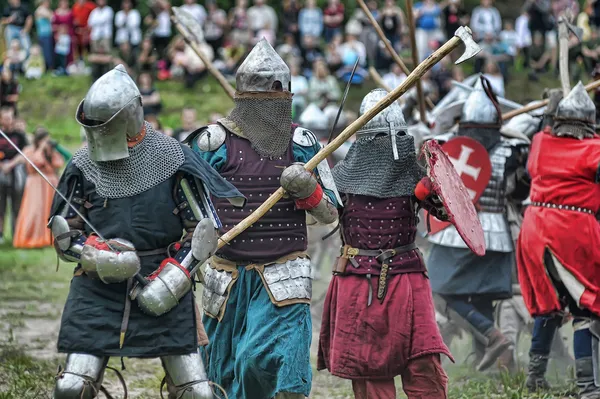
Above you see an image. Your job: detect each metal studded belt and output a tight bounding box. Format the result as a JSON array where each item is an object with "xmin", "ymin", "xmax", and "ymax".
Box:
[{"xmin": 530, "ymin": 201, "xmax": 596, "ymax": 215}]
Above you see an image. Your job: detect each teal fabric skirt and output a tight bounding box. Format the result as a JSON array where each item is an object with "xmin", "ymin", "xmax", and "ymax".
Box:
[{"xmin": 202, "ymin": 266, "xmax": 312, "ymax": 399}]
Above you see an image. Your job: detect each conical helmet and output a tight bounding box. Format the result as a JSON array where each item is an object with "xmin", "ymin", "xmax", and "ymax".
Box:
[
  {"xmin": 356, "ymin": 89, "xmax": 407, "ymax": 138},
  {"xmin": 461, "ymin": 78, "xmax": 499, "ymax": 125},
  {"xmin": 556, "ymin": 81, "xmax": 595, "ymax": 124},
  {"xmin": 236, "ymin": 38, "xmax": 291, "ymax": 93},
  {"xmin": 76, "ymin": 64, "xmax": 143, "ymax": 162}
]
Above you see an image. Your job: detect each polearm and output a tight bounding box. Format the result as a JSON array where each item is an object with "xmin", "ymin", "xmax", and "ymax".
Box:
[
  {"xmin": 356, "ymin": 0, "xmax": 435, "ymax": 110},
  {"xmin": 171, "ymin": 7, "xmax": 236, "ymax": 100},
  {"xmin": 217, "ymin": 27, "xmax": 481, "ymax": 248},
  {"xmin": 502, "ymin": 78, "xmax": 600, "ymax": 120}
]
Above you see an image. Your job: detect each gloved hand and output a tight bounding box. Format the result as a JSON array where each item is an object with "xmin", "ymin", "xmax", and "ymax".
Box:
[
  {"xmin": 280, "ymin": 162, "xmax": 325, "ymax": 210},
  {"xmin": 80, "ymin": 236, "xmax": 140, "ymax": 284},
  {"xmin": 414, "ymin": 177, "xmax": 450, "ymax": 222}
]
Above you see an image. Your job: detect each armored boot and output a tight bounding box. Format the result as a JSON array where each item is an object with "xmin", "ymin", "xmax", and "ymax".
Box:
[
  {"xmin": 53, "ymin": 353, "xmax": 108, "ymax": 399},
  {"xmin": 476, "ymin": 329, "xmax": 512, "ymax": 371},
  {"xmin": 525, "ymin": 354, "xmax": 551, "ymax": 391},
  {"xmin": 162, "ymin": 351, "xmax": 213, "ymax": 399},
  {"xmin": 577, "ymin": 357, "xmax": 600, "ymax": 399}
]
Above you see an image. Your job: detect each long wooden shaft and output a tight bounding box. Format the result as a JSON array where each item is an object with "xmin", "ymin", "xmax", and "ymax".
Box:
[
  {"xmin": 502, "ymin": 78, "xmax": 600, "ymax": 120},
  {"xmin": 172, "ymin": 18, "xmax": 236, "ymax": 100},
  {"xmin": 217, "ymin": 35, "xmax": 462, "ymax": 248},
  {"xmin": 405, "ymin": 0, "xmax": 428, "ymax": 124}
]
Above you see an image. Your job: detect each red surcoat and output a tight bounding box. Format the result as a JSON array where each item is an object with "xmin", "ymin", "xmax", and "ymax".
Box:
[{"xmin": 517, "ymin": 132, "xmax": 600, "ymax": 317}]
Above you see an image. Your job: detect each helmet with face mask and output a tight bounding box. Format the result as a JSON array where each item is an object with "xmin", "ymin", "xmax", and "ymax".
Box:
[
  {"xmin": 553, "ymin": 81, "xmax": 596, "ymax": 139},
  {"xmin": 332, "ymin": 89, "xmax": 424, "ymax": 198}
]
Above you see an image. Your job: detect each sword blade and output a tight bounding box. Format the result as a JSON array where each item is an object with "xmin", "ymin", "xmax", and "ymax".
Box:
[
  {"xmin": 327, "ymin": 58, "xmax": 360, "ymax": 144},
  {"xmin": 0, "ymin": 129, "xmax": 108, "ymax": 242}
]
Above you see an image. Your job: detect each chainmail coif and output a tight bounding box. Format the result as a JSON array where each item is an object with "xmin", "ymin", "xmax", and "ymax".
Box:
[
  {"xmin": 221, "ymin": 97, "xmax": 293, "ymax": 158},
  {"xmin": 73, "ymin": 122, "xmax": 185, "ymax": 199},
  {"xmin": 333, "ymin": 134, "xmax": 424, "ymax": 199}
]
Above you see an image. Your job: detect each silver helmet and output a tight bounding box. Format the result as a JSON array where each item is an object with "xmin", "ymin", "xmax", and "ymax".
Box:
[
  {"xmin": 556, "ymin": 81, "xmax": 595, "ymax": 124},
  {"xmin": 76, "ymin": 65, "xmax": 144, "ymax": 162},
  {"xmin": 357, "ymin": 88, "xmax": 407, "ymax": 139},
  {"xmin": 461, "ymin": 78, "xmax": 500, "ymax": 125},
  {"xmin": 236, "ymin": 38, "xmax": 291, "ymax": 93}
]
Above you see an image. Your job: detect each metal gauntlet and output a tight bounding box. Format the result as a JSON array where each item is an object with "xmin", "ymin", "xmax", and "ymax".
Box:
[
  {"xmin": 280, "ymin": 163, "xmax": 338, "ymax": 224},
  {"xmin": 80, "ymin": 236, "xmax": 141, "ymax": 284},
  {"xmin": 135, "ymin": 218, "xmax": 218, "ymax": 316}
]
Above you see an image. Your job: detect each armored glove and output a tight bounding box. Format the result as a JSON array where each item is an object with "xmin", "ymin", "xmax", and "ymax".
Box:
[
  {"xmin": 414, "ymin": 177, "xmax": 449, "ymax": 221},
  {"xmin": 80, "ymin": 236, "xmax": 141, "ymax": 284},
  {"xmin": 280, "ymin": 162, "xmax": 338, "ymax": 224}
]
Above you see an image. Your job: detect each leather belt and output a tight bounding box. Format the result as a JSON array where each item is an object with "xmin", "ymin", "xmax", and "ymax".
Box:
[
  {"xmin": 530, "ymin": 201, "xmax": 595, "ymax": 215},
  {"xmin": 340, "ymin": 242, "xmax": 418, "ymax": 305}
]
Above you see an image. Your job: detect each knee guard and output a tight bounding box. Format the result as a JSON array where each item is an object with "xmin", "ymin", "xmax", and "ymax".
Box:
[
  {"xmin": 162, "ymin": 351, "xmax": 213, "ymax": 399},
  {"xmin": 54, "ymin": 353, "xmax": 107, "ymax": 399}
]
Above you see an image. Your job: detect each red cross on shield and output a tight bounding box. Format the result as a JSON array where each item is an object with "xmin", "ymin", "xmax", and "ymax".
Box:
[{"xmin": 423, "ymin": 138, "xmax": 491, "ymax": 256}]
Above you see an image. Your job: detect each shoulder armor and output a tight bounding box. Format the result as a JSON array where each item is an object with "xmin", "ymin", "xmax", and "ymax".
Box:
[
  {"xmin": 293, "ymin": 127, "xmax": 320, "ymax": 148},
  {"xmin": 194, "ymin": 124, "xmax": 226, "ymax": 152},
  {"xmin": 431, "ymin": 131, "xmax": 456, "ymax": 145}
]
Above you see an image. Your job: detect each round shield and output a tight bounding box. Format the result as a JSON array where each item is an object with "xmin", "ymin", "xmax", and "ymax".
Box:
[{"xmin": 423, "ymin": 140, "xmax": 486, "ymax": 256}]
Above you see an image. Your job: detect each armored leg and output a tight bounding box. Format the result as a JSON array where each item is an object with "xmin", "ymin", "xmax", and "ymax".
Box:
[
  {"xmin": 162, "ymin": 351, "xmax": 213, "ymax": 399},
  {"xmin": 53, "ymin": 353, "xmax": 108, "ymax": 399}
]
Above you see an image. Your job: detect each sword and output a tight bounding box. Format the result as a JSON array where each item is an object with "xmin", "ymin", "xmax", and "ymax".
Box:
[
  {"xmin": 0, "ymin": 129, "xmax": 149, "ymax": 286},
  {"xmin": 327, "ymin": 58, "xmax": 360, "ymax": 144}
]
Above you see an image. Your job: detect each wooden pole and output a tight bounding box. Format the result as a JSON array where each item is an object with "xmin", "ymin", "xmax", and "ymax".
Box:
[
  {"xmin": 405, "ymin": 0, "xmax": 428, "ymax": 123},
  {"xmin": 171, "ymin": 16, "xmax": 236, "ymax": 100},
  {"xmin": 502, "ymin": 78, "xmax": 600, "ymax": 120},
  {"xmin": 356, "ymin": 0, "xmax": 434, "ymax": 109},
  {"xmin": 369, "ymin": 66, "xmax": 393, "ymax": 92},
  {"xmin": 218, "ymin": 33, "xmax": 467, "ymax": 248}
]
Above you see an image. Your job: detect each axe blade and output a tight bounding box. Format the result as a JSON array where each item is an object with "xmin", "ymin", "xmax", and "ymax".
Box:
[{"xmin": 454, "ymin": 27, "xmax": 481, "ymax": 65}]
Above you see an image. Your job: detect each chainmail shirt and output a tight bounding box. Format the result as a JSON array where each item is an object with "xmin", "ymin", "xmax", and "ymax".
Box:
[
  {"xmin": 220, "ymin": 96, "xmax": 293, "ymax": 158},
  {"xmin": 553, "ymin": 118, "xmax": 596, "ymax": 139},
  {"xmin": 72, "ymin": 122, "xmax": 185, "ymax": 199},
  {"xmin": 333, "ymin": 134, "xmax": 424, "ymax": 198}
]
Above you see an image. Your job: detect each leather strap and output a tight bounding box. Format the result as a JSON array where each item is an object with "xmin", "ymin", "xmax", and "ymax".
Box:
[
  {"xmin": 137, "ymin": 248, "xmax": 168, "ymax": 257},
  {"xmin": 342, "ymin": 242, "xmax": 418, "ymax": 258}
]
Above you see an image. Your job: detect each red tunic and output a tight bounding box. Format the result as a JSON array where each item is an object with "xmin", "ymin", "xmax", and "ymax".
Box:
[
  {"xmin": 517, "ymin": 132, "xmax": 600, "ymax": 317},
  {"xmin": 317, "ymin": 195, "xmax": 452, "ymax": 379}
]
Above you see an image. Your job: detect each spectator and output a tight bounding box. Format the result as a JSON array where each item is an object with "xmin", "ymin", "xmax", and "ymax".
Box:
[
  {"xmin": 300, "ymin": 35, "xmax": 323, "ymax": 77},
  {"xmin": 338, "ymin": 32, "xmax": 367, "ymax": 72},
  {"xmin": 277, "ymin": 33, "xmax": 302, "ymax": 64},
  {"xmin": 299, "ymin": 0, "xmax": 323, "ymax": 44},
  {"xmin": 593, "ymin": 0, "xmax": 600, "ymax": 29},
  {"xmin": 5, "ymin": 39, "xmax": 26, "ymax": 74},
  {"xmin": 516, "ymin": 8, "xmax": 532, "ymax": 66},
  {"xmin": 0, "ymin": 106, "xmax": 27, "ymax": 244},
  {"xmin": 281, "ymin": 0, "xmax": 300, "ymax": 39},
  {"xmin": 383, "ymin": 63, "xmax": 407, "ymax": 90},
  {"xmin": 578, "ymin": 3, "xmax": 593, "ymax": 42},
  {"xmin": 1, "ymin": 0, "xmax": 32, "ymax": 54},
  {"xmin": 483, "ymin": 60, "xmax": 505, "ymax": 96},
  {"xmin": 500, "ymin": 20, "xmax": 519, "ymax": 58},
  {"xmin": 324, "ymin": 0, "xmax": 345, "ymax": 43},
  {"xmin": 253, "ymin": 20, "xmax": 276, "ymax": 46},
  {"xmin": 172, "ymin": 107, "xmax": 199, "ymax": 142},
  {"xmin": 137, "ymin": 37, "xmax": 158, "ymax": 74},
  {"xmin": 138, "ymin": 72, "xmax": 162, "ymax": 117},
  {"xmin": 115, "ymin": 41, "xmax": 135, "ymax": 72},
  {"xmin": 88, "ymin": 0, "xmax": 114, "ymax": 54},
  {"xmin": 115, "ymin": 0, "xmax": 142, "ymax": 50},
  {"xmin": 442, "ymin": 0, "xmax": 467, "ymax": 41},
  {"xmin": 0, "ymin": 69, "xmax": 19, "ymax": 113},
  {"xmin": 475, "ymin": 32, "xmax": 510, "ymax": 77},
  {"xmin": 355, "ymin": 0, "xmax": 379, "ymax": 64},
  {"xmin": 146, "ymin": 0, "xmax": 171, "ymax": 60},
  {"xmin": 471, "ymin": 0, "xmax": 502, "ymax": 42},
  {"xmin": 88, "ymin": 38, "xmax": 113, "ymax": 81},
  {"xmin": 72, "ymin": 0, "xmax": 96, "ymax": 64},
  {"xmin": 7, "ymin": 127, "xmax": 64, "ymax": 249},
  {"xmin": 431, "ymin": 56, "xmax": 453, "ymax": 98},
  {"xmin": 204, "ymin": 0, "xmax": 227, "ymax": 56},
  {"xmin": 180, "ymin": 0, "xmax": 207, "ymax": 27},
  {"xmin": 229, "ymin": 0, "xmax": 250, "ymax": 45},
  {"xmin": 35, "ymin": 0, "xmax": 54, "ymax": 70},
  {"xmin": 171, "ymin": 37, "xmax": 214, "ymax": 89},
  {"xmin": 24, "ymin": 45, "xmax": 45, "ymax": 79},
  {"xmin": 304, "ymin": 59, "xmax": 342, "ymax": 130},
  {"xmin": 219, "ymin": 35, "xmax": 246, "ymax": 75},
  {"xmin": 54, "ymin": 25, "xmax": 72, "ymax": 75},
  {"xmin": 290, "ymin": 61, "xmax": 308, "ymax": 120},
  {"xmin": 414, "ymin": 0, "xmax": 443, "ymax": 61},
  {"xmin": 529, "ymin": 31, "xmax": 552, "ymax": 78},
  {"xmin": 247, "ymin": 0, "xmax": 278, "ymax": 37},
  {"xmin": 324, "ymin": 33, "xmax": 343, "ymax": 73},
  {"xmin": 526, "ymin": 0, "xmax": 552, "ymax": 41},
  {"xmin": 52, "ymin": 0, "xmax": 75, "ymax": 68},
  {"xmin": 380, "ymin": 0, "xmax": 404, "ymax": 49}
]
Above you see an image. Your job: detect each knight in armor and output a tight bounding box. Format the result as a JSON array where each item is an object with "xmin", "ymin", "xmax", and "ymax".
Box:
[
  {"xmin": 317, "ymin": 88, "xmax": 453, "ymax": 399},
  {"xmin": 185, "ymin": 39, "xmax": 340, "ymax": 399},
  {"xmin": 427, "ymin": 76, "xmax": 530, "ymax": 372},
  {"xmin": 48, "ymin": 65, "xmax": 245, "ymax": 399},
  {"xmin": 517, "ymin": 82, "xmax": 600, "ymax": 399}
]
